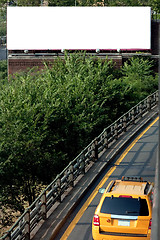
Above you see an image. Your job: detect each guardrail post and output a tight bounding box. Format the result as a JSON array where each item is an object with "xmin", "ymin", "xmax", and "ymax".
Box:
[
  {"xmin": 41, "ymin": 192, "xmax": 47, "ymax": 220},
  {"xmin": 56, "ymin": 176, "xmax": 61, "ymax": 202},
  {"xmin": 24, "ymin": 209, "xmax": 30, "ymax": 240},
  {"xmin": 81, "ymin": 153, "xmax": 85, "ymax": 174},
  {"xmin": 114, "ymin": 123, "xmax": 118, "ymax": 140},
  {"xmin": 111, "ymin": 126, "xmax": 114, "ymax": 137},
  {"xmin": 35, "ymin": 201, "xmax": 39, "ymax": 218},
  {"xmin": 69, "ymin": 164, "xmax": 74, "ymax": 187},
  {"xmin": 92, "ymin": 139, "xmax": 98, "ymax": 162},
  {"xmin": 131, "ymin": 109, "xmax": 135, "ymax": 123},
  {"xmin": 156, "ymin": 91, "xmax": 158, "ymax": 103},
  {"xmin": 139, "ymin": 103, "xmax": 143, "ymax": 117},
  {"xmin": 104, "ymin": 131, "xmax": 108, "ymax": 149},
  {"xmin": 123, "ymin": 116, "xmax": 127, "ymax": 132},
  {"xmin": 147, "ymin": 96, "xmax": 151, "ymax": 110}
]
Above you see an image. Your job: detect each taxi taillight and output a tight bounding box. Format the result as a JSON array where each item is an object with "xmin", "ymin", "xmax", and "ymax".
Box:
[
  {"xmin": 93, "ymin": 214, "xmax": 100, "ymax": 226},
  {"xmin": 149, "ymin": 219, "xmax": 152, "ymax": 229}
]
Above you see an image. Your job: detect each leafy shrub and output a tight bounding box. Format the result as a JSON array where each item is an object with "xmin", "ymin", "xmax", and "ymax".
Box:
[{"xmin": 0, "ymin": 60, "xmax": 7, "ymax": 82}]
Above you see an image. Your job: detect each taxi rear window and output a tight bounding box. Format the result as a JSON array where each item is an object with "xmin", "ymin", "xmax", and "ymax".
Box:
[{"xmin": 100, "ymin": 197, "xmax": 149, "ymax": 216}]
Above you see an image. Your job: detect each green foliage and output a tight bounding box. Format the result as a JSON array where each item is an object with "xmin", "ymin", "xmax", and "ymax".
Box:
[
  {"xmin": 48, "ymin": 0, "xmax": 75, "ymax": 6},
  {"xmin": 0, "ymin": 6, "xmax": 6, "ymax": 37},
  {"xmin": 121, "ymin": 57, "xmax": 158, "ymax": 102},
  {"xmin": 0, "ymin": 53, "xmax": 158, "ymax": 213},
  {"xmin": 104, "ymin": 0, "xmax": 159, "ymax": 9},
  {"xmin": 0, "ymin": 25, "xmax": 6, "ymax": 36},
  {"xmin": 47, "ymin": 0, "xmax": 160, "ymax": 8},
  {"xmin": 14, "ymin": 0, "xmax": 41, "ymax": 6},
  {"xmin": 0, "ymin": 0, "xmax": 6, "ymax": 7},
  {"xmin": 0, "ymin": 60, "xmax": 7, "ymax": 82},
  {"xmin": 0, "ymin": 68, "xmax": 66, "ymax": 206},
  {"xmin": 48, "ymin": 0, "xmax": 97, "ymax": 5},
  {"xmin": 77, "ymin": 0, "xmax": 96, "ymax": 6},
  {"xmin": 149, "ymin": 0, "xmax": 160, "ymax": 13}
]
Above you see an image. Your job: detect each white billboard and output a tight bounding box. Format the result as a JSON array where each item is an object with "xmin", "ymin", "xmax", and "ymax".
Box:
[{"xmin": 7, "ymin": 7, "xmax": 151, "ymax": 50}]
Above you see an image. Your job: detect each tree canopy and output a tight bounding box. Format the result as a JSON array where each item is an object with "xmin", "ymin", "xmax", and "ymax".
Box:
[{"xmin": 1, "ymin": 0, "xmax": 159, "ymax": 12}]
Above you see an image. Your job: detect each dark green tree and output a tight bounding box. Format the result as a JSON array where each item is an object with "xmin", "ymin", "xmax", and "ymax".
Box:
[
  {"xmin": 121, "ymin": 57, "xmax": 158, "ymax": 102},
  {"xmin": 150, "ymin": 0, "xmax": 160, "ymax": 13},
  {"xmin": 48, "ymin": 0, "xmax": 75, "ymax": 6},
  {"xmin": 0, "ymin": 61, "xmax": 7, "ymax": 82},
  {"xmin": 16, "ymin": 0, "xmax": 41, "ymax": 6}
]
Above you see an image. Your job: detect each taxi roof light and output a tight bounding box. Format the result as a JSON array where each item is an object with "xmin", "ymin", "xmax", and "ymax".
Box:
[
  {"xmin": 119, "ymin": 195, "xmax": 132, "ymax": 198},
  {"xmin": 122, "ymin": 176, "xmax": 144, "ymax": 182}
]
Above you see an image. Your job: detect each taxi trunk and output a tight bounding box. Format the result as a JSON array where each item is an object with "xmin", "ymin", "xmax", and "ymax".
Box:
[{"xmin": 98, "ymin": 196, "xmax": 151, "ymax": 237}]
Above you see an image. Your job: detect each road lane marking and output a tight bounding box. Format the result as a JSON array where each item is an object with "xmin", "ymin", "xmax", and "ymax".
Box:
[{"xmin": 60, "ymin": 116, "xmax": 159, "ymax": 240}]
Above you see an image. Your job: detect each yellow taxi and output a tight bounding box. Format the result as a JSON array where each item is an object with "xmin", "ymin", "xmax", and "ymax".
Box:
[{"xmin": 92, "ymin": 176, "xmax": 153, "ymax": 240}]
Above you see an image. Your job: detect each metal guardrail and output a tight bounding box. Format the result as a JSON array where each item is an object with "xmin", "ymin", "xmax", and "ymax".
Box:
[{"xmin": 1, "ymin": 90, "xmax": 158, "ymax": 240}]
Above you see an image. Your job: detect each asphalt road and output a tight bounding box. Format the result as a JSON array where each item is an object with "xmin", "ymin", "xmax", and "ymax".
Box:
[{"xmin": 54, "ymin": 117, "xmax": 158, "ymax": 240}]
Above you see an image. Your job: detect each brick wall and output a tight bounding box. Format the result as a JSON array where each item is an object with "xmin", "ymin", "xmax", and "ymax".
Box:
[
  {"xmin": 8, "ymin": 56, "xmax": 123, "ymax": 76},
  {"xmin": 8, "ymin": 58, "xmax": 54, "ymax": 75}
]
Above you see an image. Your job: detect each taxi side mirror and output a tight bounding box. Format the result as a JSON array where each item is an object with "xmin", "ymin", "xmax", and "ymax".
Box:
[{"xmin": 98, "ymin": 188, "xmax": 105, "ymax": 194}]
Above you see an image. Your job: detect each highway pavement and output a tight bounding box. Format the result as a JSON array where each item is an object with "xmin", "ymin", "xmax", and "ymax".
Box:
[{"xmin": 55, "ymin": 117, "xmax": 158, "ymax": 240}]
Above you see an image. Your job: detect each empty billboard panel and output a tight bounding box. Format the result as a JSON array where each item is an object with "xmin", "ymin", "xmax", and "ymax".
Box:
[{"xmin": 7, "ymin": 7, "xmax": 151, "ymax": 50}]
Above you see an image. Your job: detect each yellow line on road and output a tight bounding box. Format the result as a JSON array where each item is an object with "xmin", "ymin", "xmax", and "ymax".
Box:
[{"xmin": 60, "ymin": 116, "xmax": 159, "ymax": 240}]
